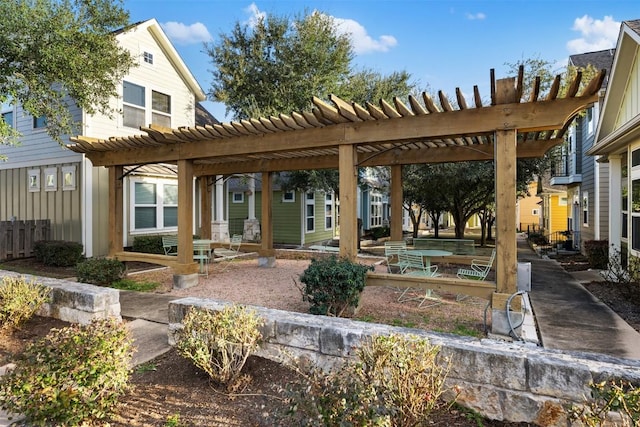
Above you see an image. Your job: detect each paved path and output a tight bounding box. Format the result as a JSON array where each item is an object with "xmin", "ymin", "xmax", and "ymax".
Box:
[{"xmin": 519, "ymin": 234, "xmax": 640, "ymax": 360}]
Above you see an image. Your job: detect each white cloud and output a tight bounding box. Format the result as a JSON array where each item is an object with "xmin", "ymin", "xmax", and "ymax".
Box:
[
  {"xmin": 566, "ymin": 15, "xmax": 620, "ymax": 54},
  {"xmin": 244, "ymin": 2, "xmax": 266, "ymax": 28},
  {"xmin": 162, "ymin": 21, "xmax": 212, "ymax": 45},
  {"xmin": 466, "ymin": 12, "xmax": 486, "ymax": 20},
  {"xmin": 333, "ymin": 17, "xmax": 397, "ymax": 54}
]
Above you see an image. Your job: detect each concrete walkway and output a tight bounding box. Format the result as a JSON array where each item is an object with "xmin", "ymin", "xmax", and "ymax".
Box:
[{"xmin": 518, "ymin": 234, "xmax": 640, "ymax": 360}]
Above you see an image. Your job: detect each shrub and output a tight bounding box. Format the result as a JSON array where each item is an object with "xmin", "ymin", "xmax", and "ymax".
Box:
[
  {"xmin": 527, "ymin": 232, "xmax": 548, "ymax": 246},
  {"xmin": 132, "ymin": 235, "xmax": 164, "ymax": 254},
  {"xmin": 33, "ymin": 240, "xmax": 83, "ymax": 267},
  {"xmin": 176, "ymin": 305, "xmax": 263, "ymax": 389},
  {"xmin": 0, "ymin": 318, "xmax": 133, "ymax": 426},
  {"xmin": 76, "ymin": 257, "xmax": 125, "ymax": 286},
  {"xmin": 281, "ymin": 334, "xmax": 452, "ymax": 426},
  {"xmin": 0, "ymin": 277, "xmax": 50, "ymax": 330},
  {"xmin": 570, "ymin": 379, "xmax": 640, "ymax": 426},
  {"xmin": 369, "ymin": 226, "xmax": 390, "ymax": 240},
  {"xmin": 584, "ymin": 240, "xmax": 609, "ymax": 269},
  {"xmin": 298, "ymin": 256, "xmax": 373, "ymax": 317}
]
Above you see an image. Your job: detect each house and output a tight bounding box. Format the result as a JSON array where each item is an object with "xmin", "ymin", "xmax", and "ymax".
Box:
[
  {"xmin": 550, "ymin": 48, "xmax": 615, "ymax": 250},
  {"xmin": 222, "ymin": 175, "xmax": 336, "ymax": 247},
  {"xmin": 588, "ymin": 19, "xmax": 640, "ymax": 262},
  {"xmin": 517, "ymin": 181, "xmax": 542, "ymax": 233},
  {"xmin": 0, "ymin": 19, "xmax": 207, "ymax": 257},
  {"xmin": 538, "ymin": 181, "xmax": 569, "ymax": 236}
]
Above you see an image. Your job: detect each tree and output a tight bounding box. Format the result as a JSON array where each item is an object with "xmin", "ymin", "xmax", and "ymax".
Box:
[
  {"xmin": 207, "ymin": 10, "xmax": 415, "ymax": 194},
  {"xmin": 0, "ymin": 0, "xmax": 135, "ymax": 147}
]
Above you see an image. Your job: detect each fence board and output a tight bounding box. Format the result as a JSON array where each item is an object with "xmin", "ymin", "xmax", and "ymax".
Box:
[{"xmin": 0, "ymin": 219, "xmax": 51, "ymax": 260}]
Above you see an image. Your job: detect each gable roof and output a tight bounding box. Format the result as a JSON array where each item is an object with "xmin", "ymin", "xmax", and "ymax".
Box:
[
  {"xmin": 589, "ymin": 19, "xmax": 640, "ymax": 156},
  {"xmin": 195, "ymin": 103, "xmax": 219, "ymax": 126},
  {"xmin": 119, "ymin": 19, "xmax": 206, "ymax": 102},
  {"xmin": 569, "ymin": 49, "xmax": 615, "ymax": 89}
]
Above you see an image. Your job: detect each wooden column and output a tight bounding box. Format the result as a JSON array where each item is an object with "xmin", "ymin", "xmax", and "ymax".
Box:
[
  {"xmin": 177, "ymin": 159, "xmax": 194, "ymax": 269},
  {"xmin": 258, "ymin": 171, "xmax": 275, "ymax": 266},
  {"xmin": 200, "ymin": 177, "xmax": 211, "ymax": 239},
  {"xmin": 390, "ymin": 165, "xmax": 403, "ymax": 241},
  {"xmin": 108, "ymin": 166, "xmax": 123, "ymax": 256},
  {"xmin": 339, "ymin": 144, "xmax": 358, "ymax": 260}
]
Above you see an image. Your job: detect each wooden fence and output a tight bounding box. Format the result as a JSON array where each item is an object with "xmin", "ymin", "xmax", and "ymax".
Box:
[{"xmin": 0, "ymin": 219, "xmax": 51, "ymax": 260}]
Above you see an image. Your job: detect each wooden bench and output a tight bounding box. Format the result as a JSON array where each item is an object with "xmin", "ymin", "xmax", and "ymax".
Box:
[{"xmin": 414, "ymin": 238, "xmax": 476, "ymax": 255}]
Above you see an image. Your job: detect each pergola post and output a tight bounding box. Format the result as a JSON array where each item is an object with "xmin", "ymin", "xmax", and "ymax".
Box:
[
  {"xmin": 339, "ymin": 144, "xmax": 358, "ymax": 260},
  {"xmin": 491, "ymin": 77, "xmax": 522, "ymax": 337},
  {"xmin": 258, "ymin": 171, "xmax": 276, "ymax": 267},
  {"xmin": 390, "ymin": 165, "xmax": 404, "ymax": 241},
  {"xmin": 173, "ymin": 159, "xmax": 198, "ymax": 289},
  {"xmin": 199, "ymin": 177, "xmax": 211, "ymax": 239},
  {"xmin": 108, "ymin": 166, "xmax": 123, "ymax": 256}
]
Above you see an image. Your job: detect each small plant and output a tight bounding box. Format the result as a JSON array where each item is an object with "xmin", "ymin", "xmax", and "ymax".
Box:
[
  {"xmin": 76, "ymin": 257, "xmax": 125, "ymax": 286},
  {"xmin": 176, "ymin": 305, "xmax": 263, "ymax": 388},
  {"xmin": 527, "ymin": 232, "xmax": 548, "ymax": 246},
  {"xmin": 298, "ymin": 256, "xmax": 373, "ymax": 317},
  {"xmin": 0, "ymin": 317, "xmax": 133, "ymax": 426},
  {"xmin": 132, "ymin": 235, "xmax": 165, "ymax": 254},
  {"xmin": 281, "ymin": 333, "xmax": 452, "ymax": 426},
  {"xmin": 110, "ymin": 278, "xmax": 160, "ymax": 292},
  {"xmin": 569, "ymin": 379, "xmax": 640, "ymax": 426},
  {"xmin": 0, "ymin": 276, "xmax": 50, "ymax": 330},
  {"xmin": 135, "ymin": 362, "xmax": 157, "ymax": 373},
  {"xmin": 33, "ymin": 240, "xmax": 84, "ymax": 267},
  {"xmin": 584, "ymin": 240, "xmax": 609, "ymax": 270},
  {"xmin": 165, "ymin": 413, "xmax": 185, "ymax": 427}
]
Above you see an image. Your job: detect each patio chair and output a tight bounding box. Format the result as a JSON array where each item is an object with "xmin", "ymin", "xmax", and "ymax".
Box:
[
  {"xmin": 193, "ymin": 240, "xmax": 213, "ymax": 276},
  {"xmin": 162, "ymin": 235, "xmax": 178, "ymax": 256},
  {"xmin": 213, "ymin": 234, "xmax": 243, "ymax": 271},
  {"xmin": 396, "ymin": 251, "xmax": 442, "ymax": 307},
  {"xmin": 384, "ymin": 241, "xmax": 407, "ymax": 273},
  {"xmin": 456, "ymin": 248, "xmax": 496, "ymax": 281}
]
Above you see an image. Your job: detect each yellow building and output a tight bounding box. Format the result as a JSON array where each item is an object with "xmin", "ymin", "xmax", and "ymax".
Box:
[{"xmin": 517, "ymin": 181, "xmax": 542, "ymax": 233}]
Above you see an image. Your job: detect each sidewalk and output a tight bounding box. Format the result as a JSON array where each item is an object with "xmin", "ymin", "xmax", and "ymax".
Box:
[{"xmin": 519, "ymin": 234, "xmax": 640, "ymax": 360}]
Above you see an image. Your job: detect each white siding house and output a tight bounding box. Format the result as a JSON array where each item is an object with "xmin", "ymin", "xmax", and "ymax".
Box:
[{"xmin": 0, "ymin": 19, "xmax": 206, "ymax": 257}]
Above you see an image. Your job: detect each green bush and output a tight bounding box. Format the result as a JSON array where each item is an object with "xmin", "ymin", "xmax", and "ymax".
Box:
[
  {"xmin": 527, "ymin": 232, "xmax": 548, "ymax": 246},
  {"xmin": 0, "ymin": 277, "xmax": 50, "ymax": 330},
  {"xmin": 0, "ymin": 318, "xmax": 133, "ymax": 426},
  {"xmin": 584, "ymin": 240, "xmax": 609, "ymax": 270},
  {"xmin": 76, "ymin": 258, "xmax": 125, "ymax": 286},
  {"xmin": 281, "ymin": 334, "xmax": 452, "ymax": 426},
  {"xmin": 570, "ymin": 379, "xmax": 640, "ymax": 426},
  {"xmin": 176, "ymin": 305, "xmax": 263, "ymax": 389},
  {"xmin": 299, "ymin": 256, "xmax": 373, "ymax": 317},
  {"xmin": 369, "ymin": 226, "xmax": 390, "ymax": 240},
  {"xmin": 132, "ymin": 235, "xmax": 164, "ymax": 254},
  {"xmin": 33, "ymin": 240, "xmax": 83, "ymax": 267}
]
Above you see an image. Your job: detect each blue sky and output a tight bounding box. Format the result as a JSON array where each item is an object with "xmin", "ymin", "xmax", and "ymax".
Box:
[{"xmin": 124, "ymin": 0, "xmax": 639, "ymax": 122}]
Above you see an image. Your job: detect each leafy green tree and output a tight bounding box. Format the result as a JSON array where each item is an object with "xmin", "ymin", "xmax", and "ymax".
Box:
[
  {"xmin": 0, "ymin": 0, "xmax": 135, "ymax": 148},
  {"xmin": 207, "ymin": 10, "xmax": 415, "ymax": 194}
]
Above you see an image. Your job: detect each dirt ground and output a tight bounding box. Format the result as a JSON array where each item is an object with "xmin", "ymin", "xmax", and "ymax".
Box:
[{"xmin": 0, "ymin": 250, "xmax": 637, "ymax": 426}]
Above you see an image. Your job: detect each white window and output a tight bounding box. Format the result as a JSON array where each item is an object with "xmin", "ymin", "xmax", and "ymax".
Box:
[
  {"xmin": 62, "ymin": 166, "xmax": 76, "ymax": 191},
  {"xmin": 232, "ymin": 192, "xmax": 244, "ymax": 203},
  {"xmin": 305, "ymin": 192, "xmax": 315, "ymax": 233},
  {"xmin": 132, "ymin": 180, "xmax": 178, "ymax": 231},
  {"xmin": 582, "ymin": 192, "xmax": 589, "ymax": 226},
  {"xmin": 143, "ymin": 51, "xmax": 154, "ymax": 64},
  {"xmin": 370, "ymin": 194, "xmax": 382, "ymax": 228},
  {"xmin": 28, "ymin": 169, "xmax": 40, "ymax": 192},
  {"xmin": 44, "ymin": 168, "xmax": 57, "ymax": 191},
  {"xmin": 282, "ymin": 191, "xmax": 295, "ymax": 202},
  {"xmin": 123, "ymin": 81, "xmax": 145, "ymax": 128},
  {"xmin": 151, "ymin": 90, "xmax": 171, "ymax": 127},
  {"xmin": 531, "ymin": 208, "xmax": 540, "ymax": 216},
  {"xmin": 325, "ymin": 193, "xmax": 333, "ymax": 230}
]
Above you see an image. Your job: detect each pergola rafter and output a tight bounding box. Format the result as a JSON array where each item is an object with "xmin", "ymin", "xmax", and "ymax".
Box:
[{"xmin": 67, "ymin": 69, "xmax": 605, "ymax": 337}]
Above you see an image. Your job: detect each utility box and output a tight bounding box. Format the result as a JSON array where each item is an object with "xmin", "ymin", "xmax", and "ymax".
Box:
[{"xmin": 517, "ymin": 262, "xmax": 531, "ymax": 292}]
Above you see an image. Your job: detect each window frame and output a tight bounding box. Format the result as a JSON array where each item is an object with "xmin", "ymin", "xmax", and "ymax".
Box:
[
  {"xmin": 370, "ymin": 193, "xmax": 383, "ymax": 228},
  {"xmin": 28, "ymin": 169, "xmax": 40, "ymax": 192},
  {"xmin": 305, "ymin": 192, "xmax": 315, "ymax": 233},
  {"xmin": 143, "ymin": 51, "xmax": 154, "ymax": 65},
  {"xmin": 130, "ymin": 178, "xmax": 179, "ymax": 233},
  {"xmin": 232, "ymin": 192, "xmax": 244, "ymax": 203},
  {"xmin": 324, "ymin": 193, "xmax": 333, "ymax": 231},
  {"xmin": 44, "ymin": 168, "xmax": 57, "ymax": 191},
  {"xmin": 123, "ymin": 81, "xmax": 146, "ymax": 129},
  {"xmin": 282, "ymin": 191, "xmax": 295, "ymax": 203},
  {"xmin": 62, "ymin": 166, "xmax": 76, "ymax": 191},
  {"xmin": 151, "ymin": 90, "xmax": 171, "ymax": 128}
]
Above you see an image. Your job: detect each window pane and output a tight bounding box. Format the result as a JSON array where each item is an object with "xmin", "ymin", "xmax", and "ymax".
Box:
[
  {"xmin": 623, "ymin": 213, "xmax": 628, "ymax": 239},
  {"xmin": 151, "ymin": 112, "xmax": 171, "ymax": 127},
  {"xmin": 152, "ymin": 91, "xmax": 170, "ymax": 113},
  {"xmin": 33, "ymin": 115, "xmax": 46, "ymax": 128},
  {"xmin": 135, "ymin": 182, "xmax": 156, "ymax": 204},
  {"xmin": 2, "ymin": 112, "xmax": 13, "ymax": 128},
  {"xmin": 123, "ymin": 81, "xmax": 145, "ymax": 107},
  {"xmin": 306, "ymin": 193, "xmax": 314, "ymax": 200},
  {"xmin": 633, "ymin": 180, "xmax": 640, "ymax": 212},
  {"xmin": 124, "ymin": 105, "xmax": 145, "ymax": 128},
  {"xmin": 325, "ymin": 217, "xmax": 332, "ymax": 229},
  {"xmin": 306, "ymin": 205, "xmax": 314, "ymax": 216},
  {"xmin": 163, "ymin": 207, "xmax": 177, "ymax": 227},
  {"xmin": 163, "ymin": 184, "xmax": 178, "ymax": 205},
  {"xmin": 135, "ymin": 207, "xmax": 156, "ymax": 228},
  {"xmin": 307, "ymin": 218, "xmax": 314, "ymax": 231},
  {"xmin": 633, "ymin": 217, "xmax": 640, "ymax": 251}
]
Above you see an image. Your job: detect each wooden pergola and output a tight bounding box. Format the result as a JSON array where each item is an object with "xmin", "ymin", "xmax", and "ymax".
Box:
[{"xmin": 67, "ymin": 68, "xmax": 605, "ymax": 336}]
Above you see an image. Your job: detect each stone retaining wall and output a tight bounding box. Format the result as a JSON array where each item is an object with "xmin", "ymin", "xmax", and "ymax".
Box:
[
  {"xmin": 0, "ymin": 271, "xmax": 120, "ymax": 324},
  {"xmin": 168, "ymin": 297, "xmax": 640, "ymax": 426}
]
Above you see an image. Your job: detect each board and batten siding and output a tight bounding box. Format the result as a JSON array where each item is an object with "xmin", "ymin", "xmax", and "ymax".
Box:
[
  {"xmin": 614, "ymin": 52, "xmax": 640, "ymax": 130},
  {"xmin": 0, "ymin": 163, "xmax": 82, "ymax": 244}
]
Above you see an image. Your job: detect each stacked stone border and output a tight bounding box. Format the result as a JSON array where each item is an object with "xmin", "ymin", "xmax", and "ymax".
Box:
[
  {"xmin": 0, "ymin": 271, "xmax": 120, "ymax": 324},
  {"xmin": 169, "ymin": 297, "xmax": 640, "ymax": 426}
]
